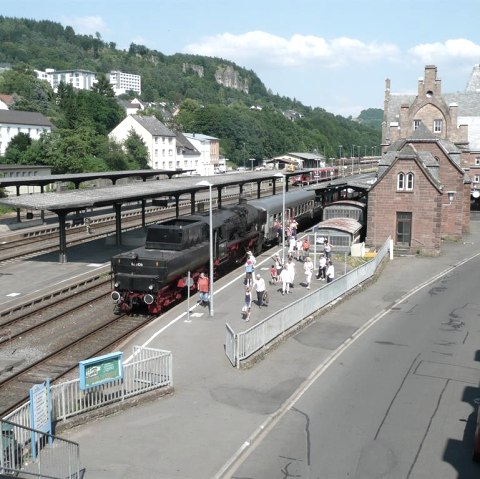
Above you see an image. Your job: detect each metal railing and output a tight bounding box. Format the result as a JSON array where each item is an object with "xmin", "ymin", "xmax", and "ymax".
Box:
[
  {"xmin": 1, "ymin": 419, "xmax": 80, "ymax": 479},
  {"xmin": 4, "ymin": 346, "xmax": 172, "ymax": 429},
  {"xmin": 226, "ymin": 237, "xmax": 391, "ymax": 367}
]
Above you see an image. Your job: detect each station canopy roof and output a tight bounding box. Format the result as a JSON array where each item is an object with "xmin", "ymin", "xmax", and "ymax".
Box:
[{"xmin": 0, "ymin": 170, "xmax": 296, "ymax": 213}]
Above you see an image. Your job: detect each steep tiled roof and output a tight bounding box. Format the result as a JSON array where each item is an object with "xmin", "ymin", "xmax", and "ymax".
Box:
[
  {"xmin": 0, "ymin": 110, "xmax": 53, "ymax": 127},
  {"xmin": 175, "ymin": 132, "xmax": 200, "ymax": 155},
  {"xmin": 466, "ymin": 64, "xmax": 480, "ymax": 92},
  {"xmin": 132, "ymin": 115, "xmax": 175, "ymax": 136}
]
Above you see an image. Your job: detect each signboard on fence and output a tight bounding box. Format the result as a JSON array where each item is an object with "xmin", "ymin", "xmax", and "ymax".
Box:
[
  {"xmin": 29, "ymin": 379, "xmax": 52, "ymax": 460},
  {"xmin": 79, "ymin": 352, "xmax": 123, "ymax": 390}
]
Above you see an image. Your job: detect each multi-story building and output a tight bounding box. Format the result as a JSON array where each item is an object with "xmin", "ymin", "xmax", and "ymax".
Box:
[
  {"xmin": 108, "ymin": 71, "xmax": 141, "ymax": 96},
  {"xmin": 109, "ymin": 115, "xmax": 177, "ymax": 170},
  {"xmin": 0, "ymin": 110, "xmax": 54, "ymax": 156},
  {"xmin": 36, "ymin": 68, "xmax": 97, "ymax": 91},
  {"xmin": 109, "ymin": 115, "xmax": 219, "ymax": 174},
  {"xmin": 183, "ymin": 133, "xmax": 219, "ymax": 176},
  {"xmin": 367, "ymin": 65, "xmax": 475, "ymax": 254}
]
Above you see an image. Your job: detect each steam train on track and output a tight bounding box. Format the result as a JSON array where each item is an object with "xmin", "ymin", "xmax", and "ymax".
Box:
[{"xmin": 111, "ymin": 189, "xmax": 321, "ymax": 314}]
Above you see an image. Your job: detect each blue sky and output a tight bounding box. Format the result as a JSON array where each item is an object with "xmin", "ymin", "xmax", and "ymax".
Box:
[{"xmin": 2, "ymin": 0, "xmax": 480, "ymax": 117}]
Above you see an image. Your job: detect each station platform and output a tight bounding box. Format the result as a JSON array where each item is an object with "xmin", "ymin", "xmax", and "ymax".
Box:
[
  {"xmin": 2, "ymin": 223, "xmax": 480, "ymax": 478},
  {"xmin": 64, "ymin": 224, "xmax": 480, "ymax": 478}
]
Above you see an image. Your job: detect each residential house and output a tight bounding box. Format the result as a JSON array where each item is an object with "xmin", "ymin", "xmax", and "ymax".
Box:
[
  {"xmin": 0, "ymin": 165, "xmax": 52, "ymax": 195},
  {"xmin": 175, "ymin": 132, "xmax": 201, "ymax": 173},
  {"xmin": 183, "ymin": 133, "xmax": 220, "ymax": 176},
  {"xmin": 0, "ymin": 110, "xmax": 54, "ymax": 156},
  {"xmin": 109, "ymin": 115, "xmax": 177, "ymax": 170},
  {"xmin": 0, "ymin": 94, "xmax": 14, "ymax": 110}
]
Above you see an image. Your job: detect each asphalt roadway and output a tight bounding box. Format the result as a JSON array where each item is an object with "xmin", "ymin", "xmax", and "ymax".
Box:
[{"xmin": 45, "ymin": 221, "xmax": 480, "ymax": 478}]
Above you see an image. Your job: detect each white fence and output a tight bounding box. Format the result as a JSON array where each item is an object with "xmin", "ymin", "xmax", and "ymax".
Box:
[
  {"xmin": 4, "ymin": 346, "xmax": 172, "ymax": 430},
  {"xmin": 226, "ymin": 238, "xmax": 391, "ymax": 367},
  {"xmin": 1, "ymin": 419, "xmax": 80, "ymax": 479}
]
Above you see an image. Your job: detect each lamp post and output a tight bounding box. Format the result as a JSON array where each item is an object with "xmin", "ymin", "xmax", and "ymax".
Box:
[
  {"xmin": 249, "ymin": 158, "xmax": 255, "ymax": 171},
  {"xmin": 339, "ymin": 145, "xmax": 343, "ymax": 177},
  {"xmin": 196, "ymin": 180, "xmax": 214, "ymax": 317},
  {"xmin": 242, "ymin": 142, "xmax": 246, "ymax": 170},
  {"xmin": 274, "ymin": 172, "xmax": 286, "ymax": 264}
]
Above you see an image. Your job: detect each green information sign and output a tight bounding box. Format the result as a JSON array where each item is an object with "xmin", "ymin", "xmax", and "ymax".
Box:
[{"xmin": 79, "ymin": 352, "xmax": 123, "ymax": 390}]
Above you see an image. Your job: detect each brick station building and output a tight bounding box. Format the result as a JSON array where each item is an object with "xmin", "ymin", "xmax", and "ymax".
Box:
[
  {"xmin": 366, "ymin": 65, "xmax": 477, "ymax": 255},
  {"xmin": 366, "ymin": 125, "xmax": 470, "ymax": 255}
]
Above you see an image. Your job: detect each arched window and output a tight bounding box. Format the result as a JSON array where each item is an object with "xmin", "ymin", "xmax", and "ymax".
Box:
[
  {"xmin": 397, "ymin": 172, "xmax": 405, "ymax": 190},
  {"xmin": 406, "ymin": 172, "xmax": 414, "ymax": 191}
]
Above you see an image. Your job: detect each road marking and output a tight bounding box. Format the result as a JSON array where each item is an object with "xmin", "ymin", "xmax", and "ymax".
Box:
[{"xmin": 214, "ymin": 250, "xmax": 480, "ymax": 478}]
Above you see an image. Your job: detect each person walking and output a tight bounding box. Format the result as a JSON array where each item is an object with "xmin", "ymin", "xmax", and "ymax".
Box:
[
  {"xmin": 270, "ymin": 264, "xmax": 278, "ymax": 285},
  {"xmin": 324, "ymin": 239, "xmax": 332, "ymax": 260},
  {"xmin": 302, "ymin": 237, "xmax": 310, "ymax": 262},
  {"xmin": 273, "ymin": 254, "xmax": 283, "ymax": 276},
  {"xmin": 326, "ymin": 260, "xmax": 335, "ymax": 283},
  {"xmin": 242, "ymin": 285, "xmax": 252, "ymax": 321},
  {"xmin": 253, "ymin": 273, "xmax": 267, "ymax": 307},
  {"xmin": 303, "ymin": 256, "xmax": 314, "ymax": 289},
  {"xmin": 279, "ymin": 266, "xmax": 292, "ymax": 295},
  {"xmin": 286, "ymin": 257, "xmax": 296, "ymax": 289},
  {"xmin": 245, "ymin": 255, "xmax": 255, "ymax": 286},
  {"xmin": 288, "ymin": 236, "xmax": 297, "ymax": 257},
  {"xmin": 246, "ymin": 251, "xmax": 257, "ymax": 266},
  {"xmin": 316, "ymin": 254, "xmax": 327, "ymax": 280},
  {"xmin": 197, "ymin": 272, "xmax": 209, "ymax": 306},
  {"xmin": 296, "ymin": 237, "xmax": 303, "ymax": 261}
]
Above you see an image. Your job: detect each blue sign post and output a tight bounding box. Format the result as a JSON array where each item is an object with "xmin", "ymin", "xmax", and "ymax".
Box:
[{"xmin": 29, "ymin": 379, "xmax": 52, "ymax": 461}]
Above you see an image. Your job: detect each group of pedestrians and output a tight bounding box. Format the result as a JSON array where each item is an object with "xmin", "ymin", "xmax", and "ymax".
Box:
[{"xmin": 198, "ymin": 238, "xmax": 336, "ymax": 322}]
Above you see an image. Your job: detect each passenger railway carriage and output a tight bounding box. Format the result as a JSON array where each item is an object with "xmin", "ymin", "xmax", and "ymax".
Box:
[
  {"xmin": 111, "ymin": 189, "xmax": 322, "ymax": 314},
  {"xmin": 248, "ymin": 189, "xmax": 322, "ymax": 245},
  {"xmin": 292, "ymin": 167, "xmax": 340, "ymax": 186}
]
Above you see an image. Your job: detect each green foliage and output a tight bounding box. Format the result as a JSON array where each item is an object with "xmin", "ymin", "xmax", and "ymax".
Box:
[
  {"xmin": 124, "ymin": 129, "xmax": 149, "ymax": 169},
  {"xmin": 0, "ymin": 15, "xmax": 382, "ymax": 172},
  {"xmin": 357, "ymin": 108, "xmax": 383, "ymax": 129}
]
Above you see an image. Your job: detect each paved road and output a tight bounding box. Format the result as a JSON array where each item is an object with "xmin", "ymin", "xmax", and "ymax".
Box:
[{"xmin": 59, "ymin": 223, "xmax": 480, "ymax": 478}]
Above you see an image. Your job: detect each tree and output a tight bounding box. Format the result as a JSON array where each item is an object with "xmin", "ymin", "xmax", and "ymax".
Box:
[
  {"xmin": 124, "ymin": 129, "xmax": 149, "ymax": 169},
  {"xmin": 3, "ymin": 132, "xmax": 32, "ymax": 164},
  {"xmin": 91, "ymin": 73, "xmax": 115, "ymax": 97}
]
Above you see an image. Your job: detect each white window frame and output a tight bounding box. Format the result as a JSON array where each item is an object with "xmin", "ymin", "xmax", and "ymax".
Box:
[
  {"xmin": 406, "ymin": 172, "xmax": 414, "ymax": 191},
  {"xmin": 413, "ymin": 120, "xmax": 421, "ymax": 130},
  {"xmin": 433, "ymin": 119, "xmax": 443, "ymax": 133},
  {"xmin": 397, "ymin": 172, "xmax": 405, "ymax": 190},
  {"xmin": 475, "ymin": 158, "xmax": 480, "ymax": 166}
]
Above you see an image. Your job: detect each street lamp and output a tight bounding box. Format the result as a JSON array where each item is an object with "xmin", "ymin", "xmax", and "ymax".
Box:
[
  {"xmin": 196, "ymin": 180, "xmax": 214, "ymax": 317},
  {"xmin": 274, "ymin": 172, "xmax": 286, "ymax": 264},
  {"xmin": 339, "ymin": 145, "xmax": 343, "ymax": 177}
]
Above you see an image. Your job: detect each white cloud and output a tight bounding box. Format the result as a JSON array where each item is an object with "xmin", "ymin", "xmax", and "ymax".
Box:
[
  {"xmin": 183, "ymin": 31, "xmax": 400, "ymax": 69},
  {"xmin": 60, "ymin": 15, "xmax": 109, "ymax": 37},
  {"xmin": 409, "ymin": 38, "xmax": 480, "ymax": 64}
]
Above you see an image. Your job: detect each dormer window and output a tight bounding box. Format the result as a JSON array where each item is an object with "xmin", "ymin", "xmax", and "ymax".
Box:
[
  {"xmin": 397, "ymin": 172, "xmax": 405, "ymax": 190},
  {"xmin": 413, "ymin": 120, "xmax": 421, "ymax": 130},
  {"xmin": 433, "ymin": 119, "xmax": 443, "ymax": 133}
]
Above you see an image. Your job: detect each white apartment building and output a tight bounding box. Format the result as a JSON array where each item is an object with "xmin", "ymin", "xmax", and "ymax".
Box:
[
  {"xmin": 183, "ymin": 133, "xmax": 220, "ymax": 176},
  {"xmin": 0, "ymin": 110, "xmax": 54, "ymax": 155},
  {"xmin": 109, "ymin": 115, "xmax": 177, "ymax": 169},
  {"xmin": 35, "ymin": 68, "xmax": 97, "ymax": 91},
  {"xmin": 108, "ymin": 71, "xmax": 141, "ymax": 96}
]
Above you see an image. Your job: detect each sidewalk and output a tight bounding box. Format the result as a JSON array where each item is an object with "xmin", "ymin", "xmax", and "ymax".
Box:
[{"xmin": 62, "ymin": 221, "xmax": 480, "ymax": 478}]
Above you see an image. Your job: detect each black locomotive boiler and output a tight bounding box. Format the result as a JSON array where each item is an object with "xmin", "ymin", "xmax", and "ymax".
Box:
[
  {"xmin": 111, "ymin": 189, "xmax": 321, "ymax": 314},
  {"xmin": 111, "ymin": 199, "xmax": 265, "ymax": 314}
]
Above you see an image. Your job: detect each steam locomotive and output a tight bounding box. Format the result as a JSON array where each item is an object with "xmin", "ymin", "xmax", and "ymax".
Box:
[{"xmin": 111, "ymin": 189, "xmax": 321, "ymax": 314}]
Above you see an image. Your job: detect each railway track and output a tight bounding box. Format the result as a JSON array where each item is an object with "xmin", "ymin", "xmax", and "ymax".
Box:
[
  {"xmin": 0, "ymin": 190, "xmax": 262, "ymax": 264},
  {"xmin": 0, "ymin": 278, "xmax": 158, "ymax": 418}
]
